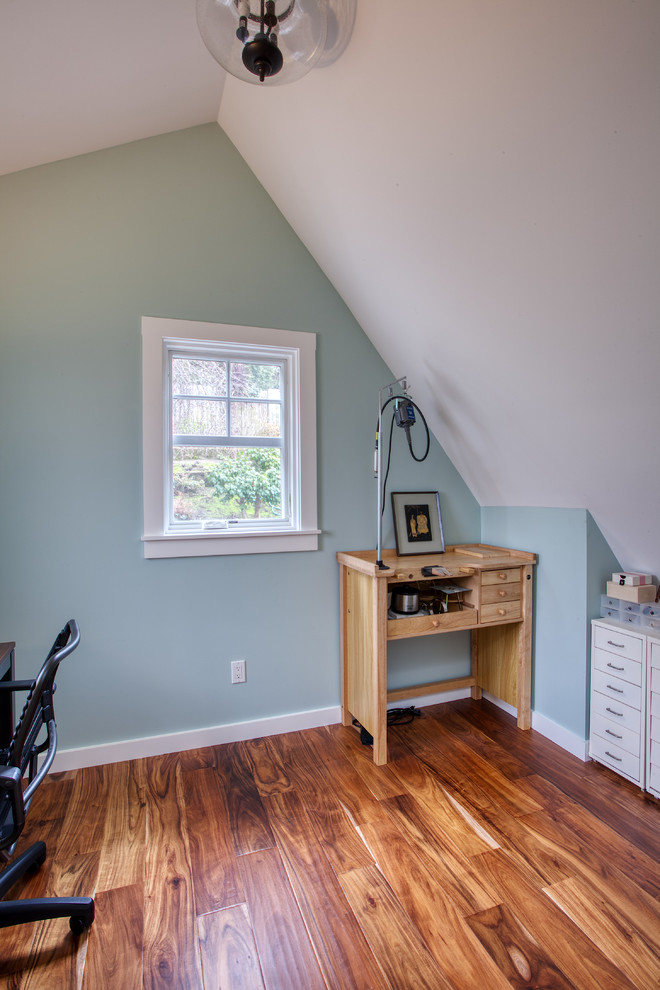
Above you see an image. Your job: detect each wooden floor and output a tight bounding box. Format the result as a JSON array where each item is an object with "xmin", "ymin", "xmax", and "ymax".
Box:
[{"xmin": 1, "ymin": 697, "xmax": 659, "ymax": 989}]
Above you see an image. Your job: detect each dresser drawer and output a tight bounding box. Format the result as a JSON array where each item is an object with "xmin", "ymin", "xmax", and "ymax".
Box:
[
  {"xmin": 482, "ymin": 568, "xmax": 521, "ymax": 586},
  {"xmin": 593, "ymin": 647, "xmax": 642, "ymax": 687},
  {"xmin": 481, "ymin": 600, "xmax": 522, "ymax": 623},
  {"xmin": 592, "ymin": 623, "xmax": 644, "ymax": 662},
  {"xmin": 650, "ymin": 712, "xmax": 660, "ymax": 745},
  {"xmin": 591, "ymin": 690, "xmax": 641, "ymax": 734},
  {"xmin": 591, "ymin": 668, "xmax": 641, "ymax": 710},
  {"xmin": 590, "ymin": 732, "xmax": 641, "ymax": 782},
  {"xmin": 481, "ymin": 583, "xmax": 521, "ymax": 605},
  {"xmin": 591, "ymin": 712, "xmax": 641, "ymax": 757},
  {"xmin": 650, "ymin": 639, "xmax": 660, "ymax": 669},
  {"xmin": 648, "ymin": 762, "xmax": 660, "ymax": 798}
]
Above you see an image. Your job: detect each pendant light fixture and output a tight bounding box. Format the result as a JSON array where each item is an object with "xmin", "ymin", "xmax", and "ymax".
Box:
[{"xmin": 196, "ymin": 0, "xmax": 329, "ymax": 85}]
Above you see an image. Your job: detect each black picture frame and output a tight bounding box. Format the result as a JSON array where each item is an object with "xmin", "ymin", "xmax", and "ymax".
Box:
[{"xmin": 391, "ymin": 491, "xmax": 445, "ymax": 556}]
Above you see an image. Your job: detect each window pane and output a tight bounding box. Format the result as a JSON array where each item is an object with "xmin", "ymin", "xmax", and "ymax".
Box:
[
  {"xmin": 172, "ymin": 446, "xmax": 282, "ymax": 522},
  {"xmin": 172, "ymin": 398, "xmax": 226, "ymax": 436},
  {"xmin": 230, "ymin": 362, "xmax": 281, "ymax": 399},
  {"xmin": 172, "ymin": 358, "xmax": 226, "ymax": 396},
  {"xmin": 230, "ymin": 401, "xmax": 281, "ymax": 438}
]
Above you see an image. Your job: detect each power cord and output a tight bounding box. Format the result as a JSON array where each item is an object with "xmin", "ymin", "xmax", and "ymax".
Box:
[{"xmin": 352, "ymin": 706, "xmax": 422, "ymax": 747}]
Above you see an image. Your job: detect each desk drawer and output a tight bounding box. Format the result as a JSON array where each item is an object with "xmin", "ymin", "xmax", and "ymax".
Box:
[
  {"xmin": 481, "ymin": 583, "xmax": 521, "ymax": 605},
  {"xmin": 482, "ymin": 568, "xmax": 521, "ymax": 586},
  {"xmin": 481, "ymin": 600, "xmax": 521, "ymax": 623},
  {"xmin": 387, "ymin": 608, "xmax": 476, "ymax": 639}
]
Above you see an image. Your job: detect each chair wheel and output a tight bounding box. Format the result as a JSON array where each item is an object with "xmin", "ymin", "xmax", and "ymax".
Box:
[{"xmin": 69, "ymin": 916, "xmax": 89, "ymax": 936}]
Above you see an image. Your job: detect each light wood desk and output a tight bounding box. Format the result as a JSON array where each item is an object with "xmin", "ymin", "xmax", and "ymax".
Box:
[{"xmin": 337, "ymin": 545, "xmax": 536, "ymax": 764}]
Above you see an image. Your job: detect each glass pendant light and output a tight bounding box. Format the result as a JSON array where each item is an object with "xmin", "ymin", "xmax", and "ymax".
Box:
[{"xmin": 196, "ymin": 0, "xmax": 328, "ymax": 85}]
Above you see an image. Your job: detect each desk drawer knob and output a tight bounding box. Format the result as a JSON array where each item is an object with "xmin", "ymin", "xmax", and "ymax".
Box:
[
  {"xmin": 497, "ymin": 572, "xmax": 508, "ymax": 580},
  {"xmin": 498, "ymin": 608, "xmax": 506, "ymax": 615},
  {"xmin": 498, "ymin": 589, "xmax": 506, "ymax": 598}
]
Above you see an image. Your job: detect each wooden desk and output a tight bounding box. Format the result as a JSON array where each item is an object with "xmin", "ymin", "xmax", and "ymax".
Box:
[
  {"xmin": 0, "ymin": 642, "xmax": 16, "ymax": 749},
  {"xmin": 337, "ymin": 545, "xmax": 536, "ymax": 764}
]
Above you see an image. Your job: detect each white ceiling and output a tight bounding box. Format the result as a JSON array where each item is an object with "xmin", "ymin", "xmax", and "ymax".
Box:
[{"xmin": 3, "ymin": 0, "xmax": 659, "ymax": 572}]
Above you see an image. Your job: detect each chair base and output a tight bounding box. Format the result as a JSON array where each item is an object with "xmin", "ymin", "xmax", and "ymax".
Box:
[{"xmin": 0, "ymin": 840, "xmax": 95, "ymax": 933}]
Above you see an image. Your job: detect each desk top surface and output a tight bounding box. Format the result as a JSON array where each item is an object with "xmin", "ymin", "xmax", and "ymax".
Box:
[{"xmin": 337, "ymin": 544, "xmax": 536, "ymax": 579}]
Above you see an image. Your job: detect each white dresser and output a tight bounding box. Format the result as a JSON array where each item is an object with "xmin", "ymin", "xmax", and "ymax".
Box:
[
  {"xmin": 590, "ymin": 618, "xmax": 660, "ymax": 794},
  {"xmin": 647, "ymin": 637, "xmax": 660, "ymax": 798}
]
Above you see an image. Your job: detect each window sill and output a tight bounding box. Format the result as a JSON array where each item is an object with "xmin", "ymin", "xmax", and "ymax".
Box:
[{"xmin": 142, "ymin": 529, "xmax": 321, "ymax": 559}]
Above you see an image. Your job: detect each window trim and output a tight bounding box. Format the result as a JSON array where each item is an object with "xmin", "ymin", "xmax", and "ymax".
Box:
[{"xmin": 142, "ymin": 317, "xmax": 319, "ymax": 558}]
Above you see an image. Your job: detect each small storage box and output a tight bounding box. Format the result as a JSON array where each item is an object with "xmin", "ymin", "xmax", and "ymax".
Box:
[
  {"xmin": 606, "ymin": 581, "xmax": 657, "ymax": 604},
  {"xmin": 600, "ymin": 605, "xmax": 621, "ymax": 621},
  {"xmin": 601, "ymin": 594, "xmax": 621, "ymax": 610},
  {"xmin": 612, "ymin": 571, "xmax": 654, "ymax": 586}
]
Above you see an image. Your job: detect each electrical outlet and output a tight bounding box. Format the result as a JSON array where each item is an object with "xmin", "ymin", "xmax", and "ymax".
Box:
[{"xmin": 231, "ymin": 659, "xmax": 246, "ymax": 684}]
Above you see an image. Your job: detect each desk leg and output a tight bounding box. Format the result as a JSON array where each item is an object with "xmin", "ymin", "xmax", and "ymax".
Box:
[
  {"xmin": 470, "ymin": 631, "xmax": 482, "ymax": 700},
  {"xmin": 340, "ymin": 566, "xmax": 389, "ymax": 765}
]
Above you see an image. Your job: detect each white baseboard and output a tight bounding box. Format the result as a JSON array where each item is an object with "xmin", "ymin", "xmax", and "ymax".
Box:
[
  {"xmin": 530, "ymin": 709, "xmax": 589, "ymax": 761},
  {"xmin": 52, "ymin": 691, "xmax": 587, "ymax": 772},
  {"xmin": 482, "ymin": 692, "xmax": 589, "ymax": 761},
  {"xmin": 52, "ymin": 705, "xmax": 342, "ymax": 772}
]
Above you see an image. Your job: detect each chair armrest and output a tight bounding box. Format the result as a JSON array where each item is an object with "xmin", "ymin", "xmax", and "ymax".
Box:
[{"xmin": 0, "ymin": 765, "xmax": 25, "ymax": 843}]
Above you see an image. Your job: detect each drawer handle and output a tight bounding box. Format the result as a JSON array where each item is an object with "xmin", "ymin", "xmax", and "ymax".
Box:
[
  {"xmin": 498, "ymin": 590, "xmax": 506, "ymax": 598},
  {"xmin": 498, "ymin": 608, "xmax": 506, "ymax": 615},
  {"xmin": 607, "ymin": 640, "xmax": 625, "ymax": 649},
  {"xmin": 497, "ymin": 572, "xmax": 507, "ymax": 580},
  {"xmin": 606, "ymin": 684, "xmax": 624, "ymax": 693},
  {"xmin": 606, "ymin": 662, "xmax": 624, "ymax": 671},
  {"xmin": 605, "ymin": 751, "xmax": 623, "ymax": 762},
  {"xmin": 605, "ymin": 728, "xmax": 623, "ymax": 739},
  {"xmin": 431, "ymin": 620, "xmax": 439, "ymax": 628},
  {"xmin": 605, "ymin": 707, "xmax": 624, "ymax": 717}
]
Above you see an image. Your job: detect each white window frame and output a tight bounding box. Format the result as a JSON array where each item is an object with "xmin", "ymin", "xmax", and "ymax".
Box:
[{"xmin": 142, "ymin": 317, "xmax": 319, "ymax": 558}]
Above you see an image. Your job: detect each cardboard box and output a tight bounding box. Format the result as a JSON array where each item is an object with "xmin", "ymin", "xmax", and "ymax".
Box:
[
  {"xmin": 612, "ymin": 571, "xmax": 654, "ymax": 587},
  {"xmin": 606, "ymin": 581, "xmax": 657, "ymax": 604}
]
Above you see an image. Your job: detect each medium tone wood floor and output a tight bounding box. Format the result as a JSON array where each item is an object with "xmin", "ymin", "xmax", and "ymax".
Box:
[{"xmin": 1, "ymin": 697, "xmax": 659, "ymax": 989}]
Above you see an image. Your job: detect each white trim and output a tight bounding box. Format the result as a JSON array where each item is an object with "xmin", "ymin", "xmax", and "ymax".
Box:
[
  {"xmin": 51, "ymin": 692, "xmax": 588, "ymax": 773},
  {"xmin": 141, "ymin": 316, "xmax": 318, "ymax": 558},
  {"xmin": 483, "ymin": 691, "xmax": 589, "ymax": 760},
  {"xmin": 52, "ymin": 705, "xmax": 342, "ymax": 772},
  {"xmin": 531, "ymin": 709, "xmax": 589, "ymax": 761}
]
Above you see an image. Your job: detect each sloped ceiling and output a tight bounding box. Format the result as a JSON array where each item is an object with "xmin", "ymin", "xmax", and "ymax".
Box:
[{"xmin": 2, "ymin": 0, "xmax": 659, "ymax": 571}]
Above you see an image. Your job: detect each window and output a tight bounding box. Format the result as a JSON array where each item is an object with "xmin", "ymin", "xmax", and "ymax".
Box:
[{"xmin": 142, "ymin": 317, "xmax": 318, "ymax": 558}]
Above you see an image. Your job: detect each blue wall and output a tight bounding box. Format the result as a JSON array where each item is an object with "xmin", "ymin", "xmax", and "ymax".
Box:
[
  {"xmin": 481, "ymin": 506, "xmax": 619, "ymax": 739},
  {"xmin": 0, "ymin": 123, "xmax": 480, "ymax": 751}
]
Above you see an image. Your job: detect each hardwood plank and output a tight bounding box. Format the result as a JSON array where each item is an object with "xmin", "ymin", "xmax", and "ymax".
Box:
[
  {"xmin": 81, "ymin": 884, "xmax": 143, "ymax": 990},
  {"xmin": 13, "ymin": 921, "xmax": 87, "ymax": 990},
  {"xmin": 142, "ymin": 753, "xmax": 203, "ymax": 989},
  {"xmin": 381, "ymin": 792, "xmax": 499, "ymax": 915},
  {"xmin": 182, "ymin": 766, "xmax": 244, "ymax": 914},
  {"xmin": 243, "ymin": 736, "xmax": 293, "ymax": 798},
  {"xmin": 466, "ymin": 902, "xmax": 577, "ymax": 989},
  {"xmin": 427, "ymin": 703, "xmax": 537, "ymax": 780},
  {"xmin": 95, "ymin": 759, "xmax": 146, "ymax": 892},
  {"xmin": 326, "ymin": 721, "xmax": 410, "ymax": 800},
  {"xmin": 338, "ymin": 863, "xmax": 454, "ymax": 989},
  {"xmin": 543, "ymin": 875, "xmax": 660, "ymax": 990},
  {"xmin": 392, "ymin": 715, "xmax": 542, "ymax": 819},
  {"xmin": 213, "ymin": 742, "xmax": 275, "ymax": 856},
  {"xmin": 359, "ymin": 817, "xmax": 512, "ymax": 990},
  {"xmin": 475, "ymin": 848, "xmax": 640, "ymax": 990},
  {"xmin": 264, "ymin": 789, "xmax": 388, "ymax": 990},
  {"xmin": 198, "ymin": 904, "xmax": 265, "ymax": 990},
  {"xmin": 518, "ymin": 773, "xmax": 660, "ymax": 898},
  {"xmin": 239, "ymin": 846, "xmax": 326, "ymax": 990},
  {"xmin": 388, "ymin": 752, "xmax": 499, "ymax": 857}
]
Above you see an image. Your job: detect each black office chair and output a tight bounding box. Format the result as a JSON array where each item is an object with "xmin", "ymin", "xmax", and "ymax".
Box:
[{"xmin": 0, "ymin": 620, "xmax": 94, "ymax": 934}]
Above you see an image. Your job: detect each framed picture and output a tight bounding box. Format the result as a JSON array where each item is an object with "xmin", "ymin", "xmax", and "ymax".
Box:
[{"xmin": 391, "ymin": 491, "xmax": 445, "ymax": 556}]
